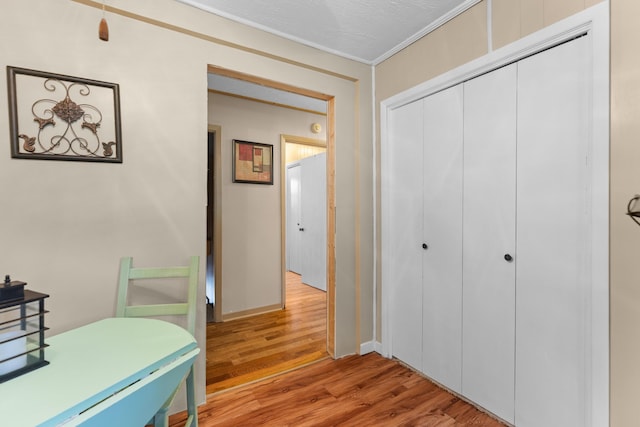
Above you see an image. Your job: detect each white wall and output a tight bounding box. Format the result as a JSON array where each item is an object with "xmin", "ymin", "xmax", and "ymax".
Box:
[
  {"xmin": 208, "ymin": 93, "xmax": 327, "ymax": 316},
  {"xmin": 0, "ymin": 0, "xmax": 373, "ymax": 411}
]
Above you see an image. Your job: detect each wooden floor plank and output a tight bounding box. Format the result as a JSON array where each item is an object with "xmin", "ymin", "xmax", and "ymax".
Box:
[
  {"xmin": 170, "ymin": 353, "xmax": 506, "ymax": 426},
  {"xmin": 206, "ymin": 271, "xmax": 329, "ymax": 394},
  {"xmin": 179, "ymin": 272, "xmax": 506, "ymax": 426}
]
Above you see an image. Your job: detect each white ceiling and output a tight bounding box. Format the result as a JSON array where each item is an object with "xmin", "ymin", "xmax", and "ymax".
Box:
[
  {"xmin": 208, "ymin": 73, "xmax": 328, "ymax": 113},
  {"xmin": 191, "ymin": 0, "xmax": 478, "ymax": 111},
  {"xmin": 178, "ymin": 0, "xmax": 477, "ymax": 64}
]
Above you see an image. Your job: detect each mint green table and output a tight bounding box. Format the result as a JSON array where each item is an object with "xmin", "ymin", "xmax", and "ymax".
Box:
[{"xmin": 0, "ymin": 317, "xmax": 200, "ymax": 426}]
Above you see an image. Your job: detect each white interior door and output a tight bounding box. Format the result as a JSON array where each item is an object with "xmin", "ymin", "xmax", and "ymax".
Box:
[
  {"xmin": 388, "ymin": 99, "xmax": 423, "ymax": 371},
  {"xmin": 300, "ymin": 153, "xmax": 327, "ymax": 291},
  {"xmin": 421, "ymin": 84, "xmax": 464, "ymax": 393},
  {"xmin": 515, "ymin": 35, "xmax": 589, "ymax": 427},
  {"xmin": 462, "ymin": 63, "xmax": 517, "ymax": 423},
  {"xmin": 286, "ymin": 164, "xmax": 302, "ymax": 274}
]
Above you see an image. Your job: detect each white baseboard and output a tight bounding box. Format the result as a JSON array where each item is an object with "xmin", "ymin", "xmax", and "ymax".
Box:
[{"xmin": 360, "ymin": 340, "xmax": 382, "ymax": 355}]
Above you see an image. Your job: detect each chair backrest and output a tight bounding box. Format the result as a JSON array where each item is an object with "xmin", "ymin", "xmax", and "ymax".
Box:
[{"xmin": 116, "ymin": 256, "xmax": 199, "ymax": 336}]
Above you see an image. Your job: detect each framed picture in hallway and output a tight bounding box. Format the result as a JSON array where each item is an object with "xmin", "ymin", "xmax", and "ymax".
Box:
[
  {"xmin": 232, "ymin": 139, "xmax": 273, "ymax": 184},
  {"xmin": 6, "ymin": 66, "xmax": 122, "ymax": 163}
]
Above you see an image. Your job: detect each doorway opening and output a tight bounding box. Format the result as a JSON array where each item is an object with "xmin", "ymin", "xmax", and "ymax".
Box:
[
  {"xmin": 205, "ymin": 65, "xmax": 336, "ymax": 393},
  {"xmin": 283, "ymin": 134, "xmax": 327, "ymax": 299}
]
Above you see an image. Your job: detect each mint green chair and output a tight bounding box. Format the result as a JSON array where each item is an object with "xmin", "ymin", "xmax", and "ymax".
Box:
[{"xmin": 116, "ymin": 256, "xmax": 200, "ymax": 427}]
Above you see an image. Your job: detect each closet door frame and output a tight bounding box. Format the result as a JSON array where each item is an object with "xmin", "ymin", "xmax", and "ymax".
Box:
[{"xmin": 380, "ymin": 4, "xmax": 609, "ymax": 426}]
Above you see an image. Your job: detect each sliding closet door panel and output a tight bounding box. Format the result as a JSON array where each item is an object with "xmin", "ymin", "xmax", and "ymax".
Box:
[
  {"xmin": 462, "ymin": 64, "xmax": 517, "ymax": 423},
  {"xmin": 422, "ymin": 85, "xmax": 464, "ymax": 393},
  {"xmin": 515, "ymin": 36, "xmax": 589, "ymax": 427},
  {"xmin": 388, "ymin": 99, "xmax": 424, "ymax": 371}
]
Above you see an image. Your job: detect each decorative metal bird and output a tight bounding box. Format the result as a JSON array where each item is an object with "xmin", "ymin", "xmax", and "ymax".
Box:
[{"xmin": 102, "ymin": 141, "xmax": 116, "ymax": 157}]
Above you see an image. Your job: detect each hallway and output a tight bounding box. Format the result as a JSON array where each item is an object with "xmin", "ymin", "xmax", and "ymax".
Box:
[{"xmin": 206, "ymin": 272, "xmax": 328, "ymax": 394}]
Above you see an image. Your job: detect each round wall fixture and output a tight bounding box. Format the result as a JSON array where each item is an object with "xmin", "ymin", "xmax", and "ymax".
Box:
[{"xmin": 311, "ymin": 123, "xmax": 322, "ymax": 134}]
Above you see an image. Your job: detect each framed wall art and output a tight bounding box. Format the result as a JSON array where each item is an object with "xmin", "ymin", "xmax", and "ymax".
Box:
[
  {"xmin": 233, "ymin": 139, "xmax": 273, "ymax": 184},
  {"xmin": 6, "ymin": 66, "xmax": 122, "ymax": 163}
]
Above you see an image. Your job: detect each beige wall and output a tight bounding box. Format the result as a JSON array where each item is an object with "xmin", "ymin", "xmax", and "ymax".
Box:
[
  {"xmin": 207, "ymin": 92, "xmax": 327, "ymax": 316},
  {"xmin": 375, "ymin": 2, "xmax": 488, "ymax": 104},
  {"xmin": 610, "ymin": 1, "xmax": 640, "ymax": 425},
  {"xmin": 0, "ymin": 0, "xmax": 373, "ymax": 410},
  {"xmin": 493, "ymin": 0, "xmax": 602, "ymax": 48}
]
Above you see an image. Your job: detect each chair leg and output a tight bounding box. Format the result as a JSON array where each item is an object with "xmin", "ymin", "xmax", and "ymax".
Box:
[
  {"xmin": 150, "ymin": 367, "xmax": 196, "ymax": 427},
  {"xmin": 185, "ymin": 365, "xmax": 198, "ymax": 427},
  {"xmin": 153, "ymin": 407, "xmax": 170, "ymax": 427}
]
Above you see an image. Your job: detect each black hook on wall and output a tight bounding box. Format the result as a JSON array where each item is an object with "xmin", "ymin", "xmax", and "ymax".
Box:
[{"xmin": 626, "ymin": 195, "xmax": 640, "ymax": 227}]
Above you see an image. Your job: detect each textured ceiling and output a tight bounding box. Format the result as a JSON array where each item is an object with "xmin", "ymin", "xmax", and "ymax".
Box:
[
  {"xmin": 191, "ymin": 0, "xmax": 479, "ymax": 111},
  {"xmin": 177, "ymin": 0, "xmax": 476, "ymax": 65}
]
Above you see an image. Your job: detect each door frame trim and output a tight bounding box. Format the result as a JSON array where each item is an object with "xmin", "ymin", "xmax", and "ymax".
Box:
[
  {"xmin": 208, "ymin": 65, "xmax": 337, "ymax": 357},
  {"xmin": 207, "ymin": 125, "xmax": 223, "ymax": 322},
  {"xmin": 380, "ymin": 4, "xmax": 608, "ymax": 425}
]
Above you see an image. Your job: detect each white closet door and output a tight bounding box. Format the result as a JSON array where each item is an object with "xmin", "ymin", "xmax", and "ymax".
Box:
[
  {"xmin": 421, "ymin": 85, "xmax": 464, "ymax": 393},
  {"xmin": 462, "ymin": 63, "xmax": 517, "ymax": 423},
  {"xmin": 388, "ymin": 99, "xmax": 424, "ymax": 371},
  {"xmin": 300, "ymin": 153, "xmax": 327, "ymax": 291},
  {"xmin": 286, "ymin": 164, "xmax": 302, "ymax": 274},
  {"xmin": 515, "ymin": 36, "xmax": 589, "ymax": 427}
]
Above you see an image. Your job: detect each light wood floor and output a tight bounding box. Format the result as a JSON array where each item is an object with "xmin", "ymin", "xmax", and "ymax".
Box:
[
  {"xmin": 173, "ymin": 272, "xmax": 505, "ymax": 425},
  {"xmin": 205, "ymin": 271, "xmax": 329, "ymax": 394},
  {"xmin": 169, "ymin": 352, "xmax": 506, "ymax": 426}
]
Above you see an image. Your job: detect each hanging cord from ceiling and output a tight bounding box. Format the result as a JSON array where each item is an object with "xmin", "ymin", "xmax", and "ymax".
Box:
[{"xmin": 99, "ymin": 1, "xmax": 109, "ymax": 41}]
